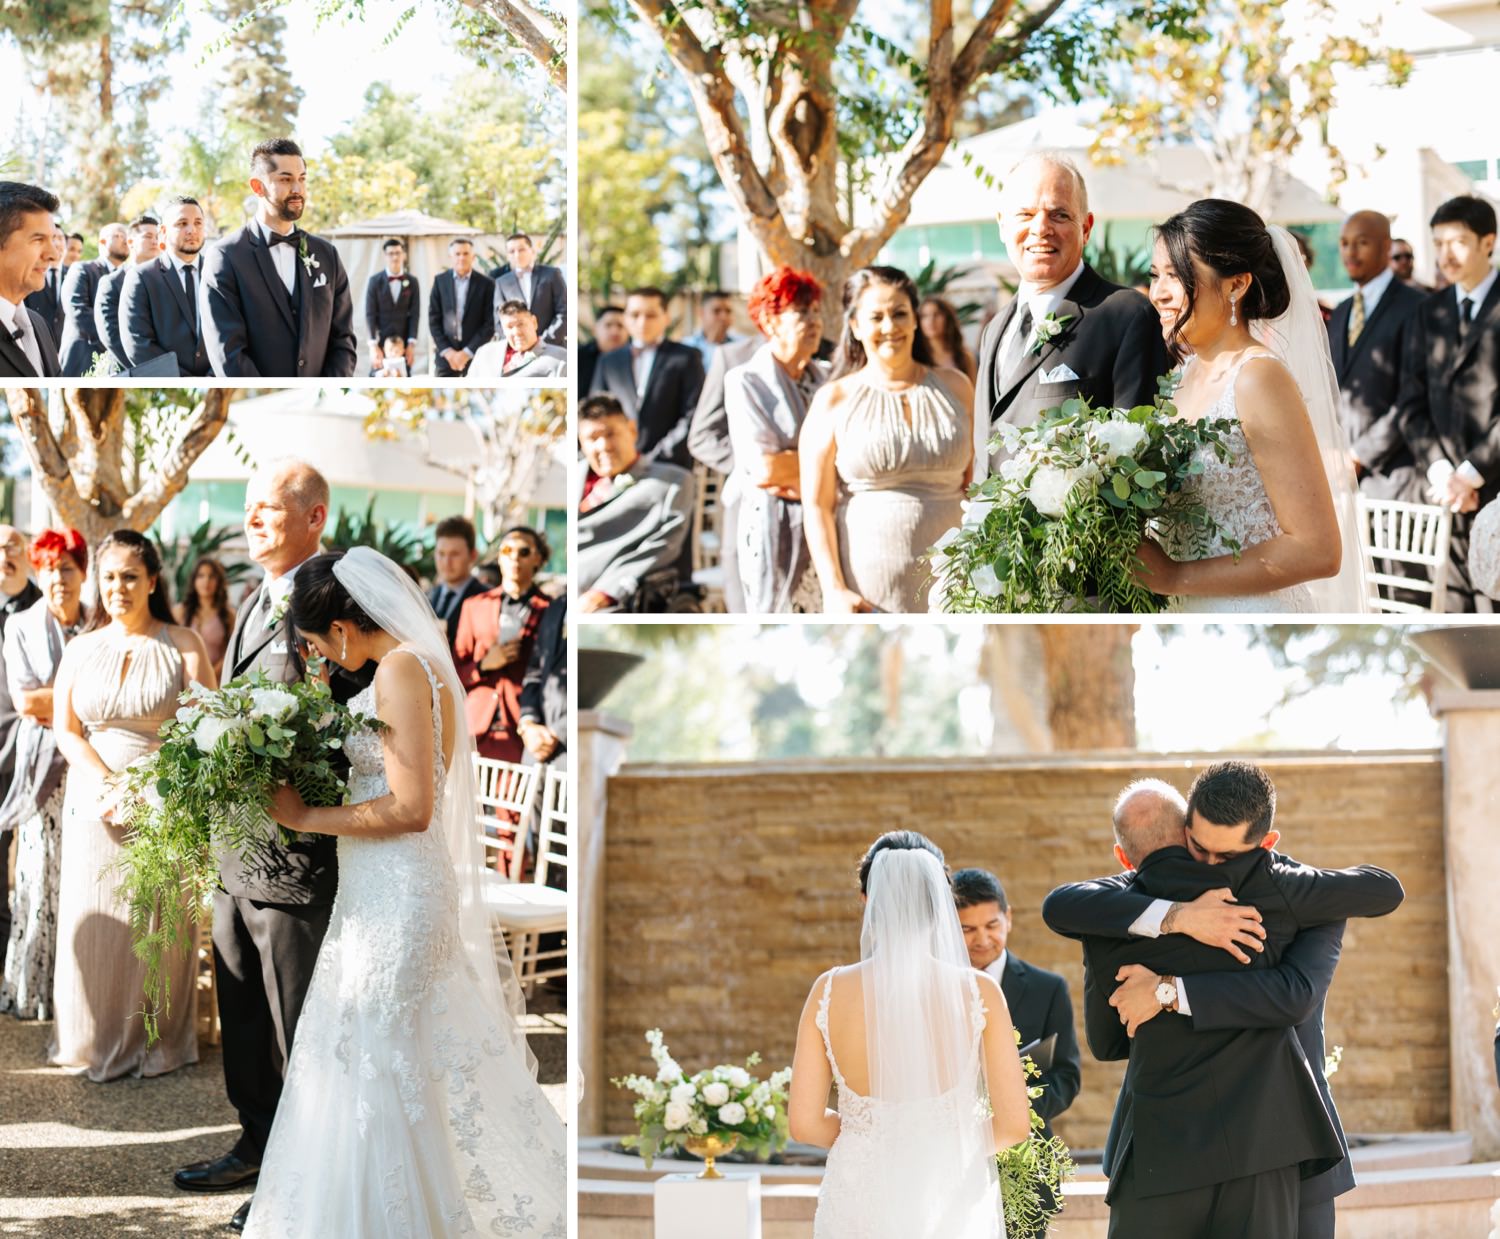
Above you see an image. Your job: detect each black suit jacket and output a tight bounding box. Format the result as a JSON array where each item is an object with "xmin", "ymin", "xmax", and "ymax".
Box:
[
  {"xmin": 121, "ymin": 256, "xmax": 210, "ymax": 377},
  {"xmin": 0, "ymin": 307, "xmax": 60, "ymax": 379},
  {"xmin": 58, "ymin": 257, "xmax": 111, "ymax": 376},
  {"xmin": 428, "ymin": 269, "xmax": 495, "ymax": 377},
  {"xmin": 975, "ymin": 265, "xmax": 1169, "ymax": 473},
  {"xmin": 93, "ymin": 265, "xmax": 133, "ymax": 372},
  {"xmin": 427, "ymin": 575, "xmax": 487, "ymax": 646},
  {"xmin": 1327, "ymin": 279, "xmax": 1426, "ymax": 496},
  {"xmin": 495, "ymin": 264, "xmax": 567, "ymax": 345},
  {"xmin": 591, "ymin": 339, "xmax": 706, "ymax": 468},
  {"xmin": 1394, "ymin": 276, "xmax": 1500, "ymax": 606},
  {"xmin": 23, "ymin": 265, "xmax": 65, "ymax": 345},
  {"xmin": 579, "ymin": 340, "xmax": 603, "ymax": 397},
  {"xmin": 519, "ymin": 591, "xmax": 566, "ymax": 756},
  {"xmin": 1043, "ymin": 847, "xmax": 1403, "ymax": 1202},
  {"xmin": 201, "ymin": 225, "xmax": 358, "ymax": 378},
  {"xmin": 364, "ymin": 270, "xmax": 421, "ymax": 345},
  {"xmin": 997, "ymin": 951, "xmax": 1081, "ymax": 1140}
]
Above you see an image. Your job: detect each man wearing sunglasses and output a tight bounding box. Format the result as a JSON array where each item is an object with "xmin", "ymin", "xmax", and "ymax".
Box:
[{"xmin": 452, "ymin": 526, "xmax": 554, "ymax": 763}]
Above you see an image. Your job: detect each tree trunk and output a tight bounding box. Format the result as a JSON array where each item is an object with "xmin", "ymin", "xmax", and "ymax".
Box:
[
  {"xmin": 1037, "ymin": 625, "xmax": 1137, "ymax": 750},
  {"xmin": 979, "ymin": 627, "xmax": 1051, "ymax": 752}
]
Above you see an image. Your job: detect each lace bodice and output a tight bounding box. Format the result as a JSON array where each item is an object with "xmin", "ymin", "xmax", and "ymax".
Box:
[{"xmin": 1160, "ymin": 354, "xmax": 1314, "ymax": 613}]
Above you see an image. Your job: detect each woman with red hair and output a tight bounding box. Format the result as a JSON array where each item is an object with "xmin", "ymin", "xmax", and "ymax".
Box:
[
  {"xmin": 726, "ymin": 265, "xmax": 829, "ymax": 612},
  {"xmin": 0, "ymin": 528, "xmax": 88, "ymax": 1019}
]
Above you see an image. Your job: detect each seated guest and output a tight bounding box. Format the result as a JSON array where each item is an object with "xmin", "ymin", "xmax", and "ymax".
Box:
[
  {"xmin": 468, "ymin": 300, "xmax": 567, "ymax": 378},
  {"xmin": 452, "ymin": 526, "xmax": 552, "ymax": 763},
  {"xmin": 426, "ymin": 515, "xmax": 488, "ymax": 646},
  {"xmin": 171, "ymin": 556, "xmax": 236, "ymax": 680},
  {"xmin": 364, "ymin": 237, "xmax": 419, "ymax": 375},
  {"xmin": 376, "ymin": 334, "xmax": 409, "ymax": 378},
  {"xmin": 725, "ymin": 266, "xmax": 828, "ymax": 612},
  {"xmin": 579, "ymin": 304, "xmax": 627, "ymax": 394},
  {"xmin": 577, "ymin": 394, "xmax": 692, "ymax": 613}
]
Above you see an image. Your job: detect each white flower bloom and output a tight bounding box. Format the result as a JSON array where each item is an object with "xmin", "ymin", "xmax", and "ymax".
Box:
[
  {"xmin": 1092, "ymin": 419, "xmax": 1148, "ymax": 462},
  {"xmin": 315, "ymin": 711, "xmax": 336, "ymax": 731},
  {"xmin": 689, "ymin": 1116, "xmax": 708, "ymax": 1136},
  {"xmin": 998, "ymin": 456, "xmax": 1030, "ymax": 484},
  {"xmin": 971, "ymin": 562, "xmax": 1003, "ymax": 598},
  {"xmin": 193, "ymin": 715, "xmax": 242, "ymax": 753},
  {"xmin": 1027, "ymin": 465, "xmax": 1077, "ymax": 518},
  {"xmin": 656, "ymin": 1058, "xmax": 682, "ymax": 1083},
  {"xmin": 140, "ymin": 784, "xmax": 166, "ymax": 811},
  {"xmin": 701, "ymin": 1081, "xmax": 730, "ymax": 1106},
  {"xmin": 175, "ymin": 704, "xmax": 201, "ymax": 725},
  {"xmin": 249, "ymin": 687, "xmax": 299, "ymax": 721},
  {"xmin": 961, "ymin": 499, "xmax": 995, "ymax": 529},
  {"xmin": 725, "ymin": 1067, "xmax": 752, "ymax": 1089},
  {"xmin": 932, "ymin": 527, "xmax": 962, "ymax": 554},
  {"xmin": 670, "ymin": 1082, "xmax": 697, "ymax": 1105},
  {"xmin": 717, "ymin": 1102, "xmax": 747, "ymax": 1126},
  {"xmin": 763, "ymin": 1107, "xmax": 777, "ymax": 1121},
  {"xmin": 664, "ymin": 1101, "xmax": 692, "ymax": 1131}
]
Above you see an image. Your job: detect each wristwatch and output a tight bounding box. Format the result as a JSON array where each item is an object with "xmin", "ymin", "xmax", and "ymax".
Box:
[{"xmin": 1155, "ymin": 976, "xmax": 1178, "ymax": 1012}]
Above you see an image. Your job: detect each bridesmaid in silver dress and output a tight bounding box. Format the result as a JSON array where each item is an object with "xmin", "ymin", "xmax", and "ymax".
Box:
[
  {"xmin": 800, "ymin": 266, "xmax": 974, "ymax": 613},
  {"xmin": 51, "ymin": 530, "xmax": 215, "ymax": 1081}
]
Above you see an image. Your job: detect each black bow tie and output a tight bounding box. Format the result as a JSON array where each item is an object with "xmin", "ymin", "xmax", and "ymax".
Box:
[{"xmin": 267, "ymin": 230, "xmax": 300, "ymax": 249}]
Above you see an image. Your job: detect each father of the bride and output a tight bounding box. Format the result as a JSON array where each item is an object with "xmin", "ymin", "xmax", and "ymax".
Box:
[
  {"xmin": 1042, "ymin": 762, "xmax": 1404, "ymax": 1239},
  {"xmin": 201, "ymin": 138, "xmax": 357, "ymax": 378},
  {"xmin": 974, "ymin": 152, "xmax": 1168, "ymax": 478}
]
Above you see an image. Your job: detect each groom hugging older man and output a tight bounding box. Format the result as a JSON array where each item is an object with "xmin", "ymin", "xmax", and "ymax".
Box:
[{"xmin": 1043, "ymin": 761, "xmax": 1403, "ymax": 1239}]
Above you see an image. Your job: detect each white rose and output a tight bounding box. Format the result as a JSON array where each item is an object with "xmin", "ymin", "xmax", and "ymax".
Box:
[
  {"xmin": 664, "ymin": 1101, "xmax": 692, "ymax": 1131},
  {"xmin": 725, "ymin": 1067, "xmax": 751, "ymax": 1089},
  {"xmin": 717, "ymin": 1102, "xmax": 747, "ymax": 1126},
  {"xmin": 193, "ymin": 715, "xmax": 241, "ymax": 754},
  {"xmin": 1026, "ymin": 465, "xmax": 1077, "ymax": 518},
  {"xmin": 669, "ymin": 1082, "xmax": 697, "ymax": 1105},
  {"xmin": 701, "ymin": 1081, "xmax": 730, "ymax": 1106},
  {"xmin": 1093, "ymin": 419, "xmax": 1148, "ymax": 462},
  {"xmin": 970, "ymin": 562, "xmax": 1003, "ymax": 598},
  {"xmin": 249, "ymin": 687, "xmax": 299, "ymax": 722},
  {"xmin": 998, "ymin": 455, "xmax": 1029, "ymax": 484}
]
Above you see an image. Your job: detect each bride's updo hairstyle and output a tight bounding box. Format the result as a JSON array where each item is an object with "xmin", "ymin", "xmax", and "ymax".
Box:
[
  {"xmin": 857, "ymin": 830, "xmax": 949, "ymax": 894},
  {"xmin": 830, "ymin": 265, "xmax": 935, "ymax": 381},
  {"xmin": 1156, "ymin": 198, "xmax": 1292, "ymax": 363},
  {"xmin": 288, "ymin": 551, "xmax": 379, "ymax": 637}
]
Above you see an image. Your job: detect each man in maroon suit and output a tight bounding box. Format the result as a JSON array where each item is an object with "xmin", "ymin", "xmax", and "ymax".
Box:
[{"xmin": 452, "ymin": 526, "xmax": 552, "ymax": 762}]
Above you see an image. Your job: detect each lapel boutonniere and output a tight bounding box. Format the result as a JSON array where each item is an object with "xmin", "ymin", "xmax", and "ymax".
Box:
[
  {"xmin": 269, "ymin": 595, "xmax": 289, "ymax": 628},
  {"xmin": 402, "ymin": 277, "xmax": 410, "ymax": 289},
  {"xmin": 612, "ymin": 470, "xmax": 638, "ymax": 494},
  {"xmin": 1027, "ymin": 311, "xmax": 1076, "ymax": 357},
  {"xmin": 297, "ymin": 233, "xmax": 319, "ymax": 278}
]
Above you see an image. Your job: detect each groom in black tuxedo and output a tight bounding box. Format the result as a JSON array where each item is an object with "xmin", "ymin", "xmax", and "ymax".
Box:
[
  {"xmin": 0, "ymin": 182, "xmax": 63, "ymax": 379},
  {"xmin": 1043, "ymin": 763, "xmax": 1404, "ymax": 1239},
  {"xmin": 1395, "ymin": 195, "xmax": 1500, "ymax": 611},
  {"xmin": 201, "ymin": 138, "xmax": 357, "ymax": 378},
  {"xmin": 974, "ymin": 153, "xmax": 1169, "ymax": 477},
  {"xmin": 172, "ymin": 460, "xmax": 371, "ymax": 1233}
]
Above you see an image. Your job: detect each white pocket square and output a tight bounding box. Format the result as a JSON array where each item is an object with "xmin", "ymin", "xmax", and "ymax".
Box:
[
  {"xmin": 1041, "ymin": 363, "xmax": 1079, "ymax": 383},
  {"xmin": 314, "ymin": 274, "xmax": 328, "ymax": 289}
]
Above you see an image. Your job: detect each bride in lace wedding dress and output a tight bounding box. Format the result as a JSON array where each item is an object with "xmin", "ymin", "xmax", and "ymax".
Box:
[
  {"xmin": 788, "ymin": 831, "xmax": 1030, "ymax": 1239},
  {"xmin": 1135, "ymin": 200, "xmax": 1369, "ymax": 613},
  {"xmin": 242, "ymin": 548, "xmax": 565, "ymax": 1238}
]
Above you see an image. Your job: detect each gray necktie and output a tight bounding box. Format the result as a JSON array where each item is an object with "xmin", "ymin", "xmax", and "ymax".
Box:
[
  {"xmin": 10, "ymin": 309, "xmax": 42, "ymax": 376},
  {"xmin": 996, "ymin": 304, "xmax": 1034, "ymax": 395}
]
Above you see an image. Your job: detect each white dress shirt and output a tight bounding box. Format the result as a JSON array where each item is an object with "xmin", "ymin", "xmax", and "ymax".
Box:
[
  {"xmin": 1349, "ymin": 265, "xmax": 1395, "ymax": 319},
  {"xmin": 630, "ymin": 339, "xmax": 659, "ymax": 398},
  {"xmin": 1126, "ymin": 899, "xmax": 1193, "ymax": 1015},
  {"xmin": 454, "ymin": 272, "xmax": 472, "ymax": 324},
  {"xmin": 254, "ymin": 218, "xmax": 297, "ymax": 295},
  {"xmin": 516, "ymin": 266, "xmax": 533, "ymax": 307},
  {"xmin": 981, "ymin": 950, "xmax": 1009, "ymax": 985},
  {"xmin": 998, "ymin": 258, "xmax": 1088, "ymax": 361},
  {"xmin": 0, "ymin": 296, "xmax": 42, "ymax": 375}
]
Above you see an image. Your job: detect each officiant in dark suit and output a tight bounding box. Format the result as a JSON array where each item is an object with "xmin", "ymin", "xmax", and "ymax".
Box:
[
  {"xmin": 0, "ymin": 182, "xmax": 64, "ymax": 379},
  {"xmin": 172, "ymin": 460, "xmax": 370, "ymax": 1234},
  {"xmin": 493, "ymin": 231, "xmax": 567, "ymax": 346},
  {"xmin": 428, "ymin": 236, "xmax": 494, "ymax": 377},
  {"xmin": 58, "ymin": 221, "xmax": 127, "ymax": 376},
  {"xmin": 974, "ymin": 153, "xmax": 1168, "ymax": 478},
  {"xmin": 1042, "ymin": 766, "xmax": 1405, "ymax": 1239},
  {"xmin": 122, "ymin": 196, "xmax": 211, "ymax": 377},
  {"xmin": 201, "ymin": 138, "xmax": 358, "ymax": 379},
  {"xmin": 363, "ymin": 237, "xmax": 420, "ymax": 375},
  {"xmin": 1395, "ymin": 195, "xmax": 1500, "ymax": 611}
]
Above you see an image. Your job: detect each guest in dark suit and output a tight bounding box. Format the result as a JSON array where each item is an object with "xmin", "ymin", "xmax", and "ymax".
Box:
[
  {"xmin": 122, "ymin": 196, "xmax": 211, "ymax": 377},
  {"xmin": 974, "ymin": 153, "xmax": 1168, "ymax": 477},
  {"xmin": 1327, "ymin": 210, "xmax": 1426, "ymax": 499},
  {"xmin": 171, "ymin": 461, "xmax": 370, "ymax": 1235},
  {"xmin": 579, "ymin": 304, "xmax": 626, "ymax": 395},
  {"xmin": 1396, "ymin": 194, "xmax": 1500, "ymax": 611},
  {"xmin": 201, "ymin": 138, "xmax": 358, "ymax": 379},
  {"xmin": 363, "ymin": 237, "xmax": 420, "ymax": 375},
  {"xmin": 452, "ymin": 526, "xmax": 551, "ymax": 763},
  {"xmin": 519, "ymin": 590, "xmax": 565, "ymax": 774},
  {"xmin": 425, "ymin": 515, "xmax": 488, "ymax": 647},
  {"xmin": 0, "ymin": 182, "xmax": 64, "ymax": 379},
  {"xmin": 1043, "ymin": 765, "xmax": 1405, "ymax": 1239},
  {"xmin": 93, "ymin": 213, "xmax": 161, "ymax": 374},
  {"xmin": 429, "ymin": 236, "xmax": 494, "ymax": 377},
  {"xmin": 589, "ymin": 286, "xmax": 706, "ymax": 468},
  {"xmin": 1390, "ymin": 238, "xmax": 1429, "ymax": 292},
  {"xmin": 23, "ymin": 221, "xmax": 66, "ymax": 345},
  {"xmin": 63, "ymin": 232, "xmax": 82, "ymax": 267},
  {"xmin": 577, "ymin": 394, "xmax": 693, "ymax": 612},
  {"xmin": 58, "ymin": 221, "xmax": 127, "ymax": 376},
  {"xmin": 494, "ymin": 231, "xmax": 566, "ymax": 346}
]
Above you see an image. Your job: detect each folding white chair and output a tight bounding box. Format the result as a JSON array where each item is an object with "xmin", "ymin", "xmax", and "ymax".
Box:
[
  {"xmin": 1356, "ymin": 496, "xmax": 1452, "ymax": 614},
  {"xmin": 472, "ymin": 754, "xmax": 540, "ymax": 881},
  {"xmin": 691, "ymin": 461, "xmax": 727, "ymax": 613},
  {"xmin": 483, "ymin": 764, "xmax": 567, "ymax": 995},
  {"xmin": 196, "ymin": 917, "xmax": 220, "ymax": 1046}
]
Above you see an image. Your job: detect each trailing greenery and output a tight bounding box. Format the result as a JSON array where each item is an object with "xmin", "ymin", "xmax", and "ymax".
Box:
[{"xmin": 998, "ymin": 1033, "xmax": 1077, "ymax": 1238}]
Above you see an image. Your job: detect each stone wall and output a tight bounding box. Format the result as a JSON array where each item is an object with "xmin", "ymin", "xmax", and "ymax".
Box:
[{"xmin": 600, "ymin": 752, "xmax": 1449, "ymax": 1146}]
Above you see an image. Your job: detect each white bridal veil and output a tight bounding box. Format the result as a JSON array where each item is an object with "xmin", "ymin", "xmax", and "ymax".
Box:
[
  {"xmin": 859, "ymin": 848, "xmax": 1000, "ymax": 1237},
  {"xmin": 331, "ymin": 546, "xmax": 536, "ymax": 1069},
  {"xmin": 1255, "ymin": 226, "xmax": 1371, "ymax": 613}
]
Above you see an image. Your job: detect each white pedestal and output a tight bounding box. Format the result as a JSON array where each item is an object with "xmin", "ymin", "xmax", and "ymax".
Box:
[{"xmin": 654, "ymin": 1172, "xmax": 763, "ymax": 1239}]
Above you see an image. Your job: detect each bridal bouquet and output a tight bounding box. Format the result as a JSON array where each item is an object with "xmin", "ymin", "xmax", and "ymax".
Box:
[
  {"xmin": 113, "ymin": 660, "xmax": 380, "ymax": 1039},
  {"xmin": 612, "ymin": 1028, "xmax": 792, "ymax": 1168},
  {"xmin": 998, "ymin": 1034, "xmax": 1076, "ymax": 1236},
  {"xmin": 934, "ymin": 379, "xmax": 1241, "ymax": 613}
]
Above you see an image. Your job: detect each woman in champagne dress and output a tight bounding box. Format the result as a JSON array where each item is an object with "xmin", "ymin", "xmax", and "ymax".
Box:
[{"xmin": 51, "ymin": 531, "xmax": 215, "ymax": 1081}]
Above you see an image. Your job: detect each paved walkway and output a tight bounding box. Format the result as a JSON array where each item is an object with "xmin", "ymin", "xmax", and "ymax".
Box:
[{"xmin": 0, "ymin": 994, "xmax": 567, "ymax": 1236}]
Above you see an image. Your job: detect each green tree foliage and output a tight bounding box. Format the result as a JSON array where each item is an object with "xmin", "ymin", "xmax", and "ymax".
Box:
[{"xmin": 211, "ymin": 0, "xmax": 304, "ymax": 138}]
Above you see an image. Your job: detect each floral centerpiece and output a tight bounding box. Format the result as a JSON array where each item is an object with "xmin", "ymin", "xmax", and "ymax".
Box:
[
  {"xmin": 612, "ymin": 1029, "xmax": 791, "ymax": 1172},
  {"xmin": 998, "ymin": 1034, "xmax": 1076, "ymax": 1237},
  {"xmin": 113, "ymin": 660, "xmax": 380, "ymax": 1038},
  {"xmin": 934, "ymin": 377, "xmax": 1241, "ymax": 613}
]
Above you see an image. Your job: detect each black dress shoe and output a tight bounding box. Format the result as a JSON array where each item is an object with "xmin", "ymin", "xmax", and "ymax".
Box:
[
  {"xmin": 228, "ymin": 1198, "xmax": 252, "ymax": 1232},
  {"xmin": 174, "ymin": 1153, "xmax": 261, "ymax": 1193}
]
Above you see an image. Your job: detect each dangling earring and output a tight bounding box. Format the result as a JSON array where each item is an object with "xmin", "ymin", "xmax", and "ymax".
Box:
[{"xmin": 1228, "ymin": 294, "xmax": 1238, "ymax": 327}]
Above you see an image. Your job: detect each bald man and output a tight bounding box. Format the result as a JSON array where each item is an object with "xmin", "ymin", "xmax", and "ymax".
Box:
[
  {"xmin": 0, "ymin": 524, "xmax": 39, "ymax": 952},
  {"xmin": 1327, "ymin": 210, "xmax": 1427, "ymax": 503}
]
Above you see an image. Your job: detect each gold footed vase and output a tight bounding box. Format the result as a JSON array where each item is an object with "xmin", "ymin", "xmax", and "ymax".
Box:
[{"xmin": 682, "ymin": 1132, "xmax": 740, "ymax": 1179}]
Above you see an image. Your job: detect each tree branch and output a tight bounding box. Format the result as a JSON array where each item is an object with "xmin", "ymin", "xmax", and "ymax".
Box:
[
  {"xmin": 121, "ymin": 390, "xmax": 237, "ymax": 530},
  {"xmin": 469, "ymin": 0, "xmax": 567, "ymax": 91},
  {"xmin": 951, "ymin": 0, "xmax": 1019, "ymax": 95}
]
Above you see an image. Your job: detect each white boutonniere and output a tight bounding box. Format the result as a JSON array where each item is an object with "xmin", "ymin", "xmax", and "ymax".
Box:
[
  {"xmin": 297, "ymin": 233, "xmax": 319, "ymax": 278},
  {"xmin": 612, "ymin": 471, "xmax": 638, "ymax": 493},
  {"xmin": 402, "ymin": 278, "xmax": 410, "ymax": 289},
  {"xmin": 269, "ymin": 596, "xmax": 289, "ymax": 627},
  {"xmin": 1027, "ymin": 311, "xmax": 1076, "ymax": 357}
]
